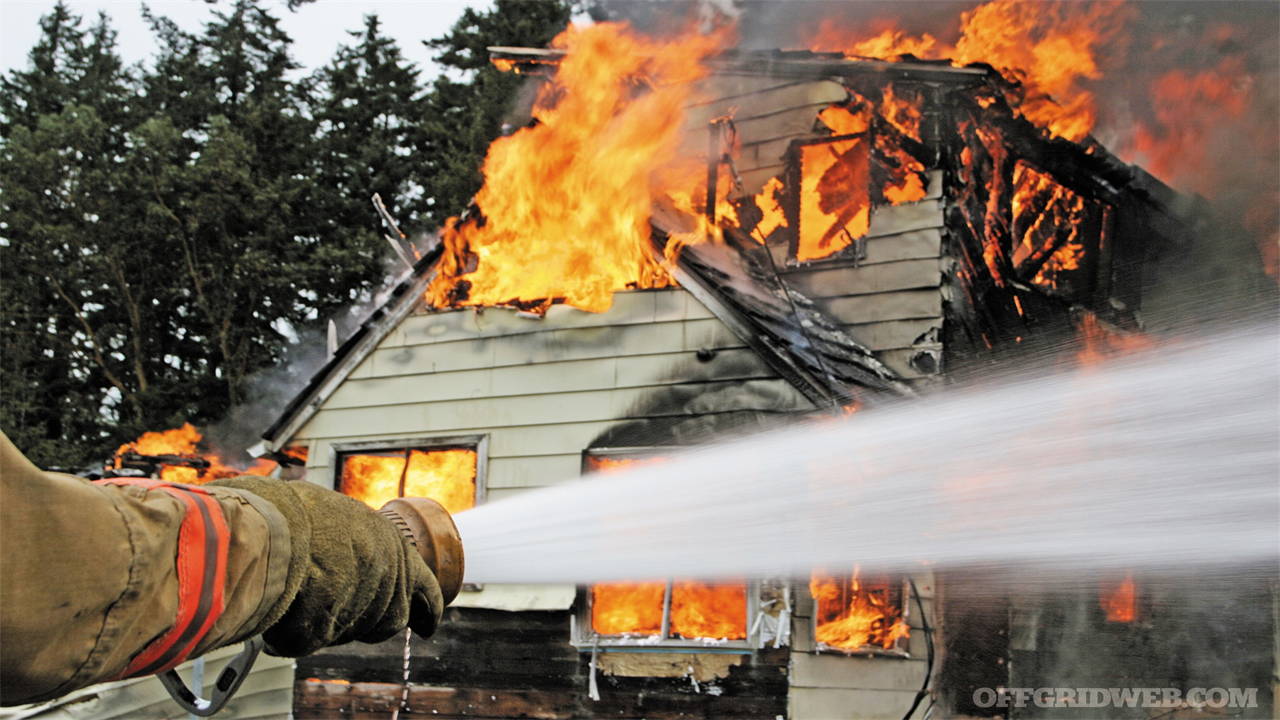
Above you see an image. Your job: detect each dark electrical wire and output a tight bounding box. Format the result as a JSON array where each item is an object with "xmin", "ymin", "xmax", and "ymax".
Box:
[{"xmin": 902, "ymin": 576, "xmax": 936, "ymax": 720}]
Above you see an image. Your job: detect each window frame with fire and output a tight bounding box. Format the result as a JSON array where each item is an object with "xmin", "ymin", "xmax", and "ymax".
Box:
[
  {"xmin": 571, "ymin": 448, "xmax": 769, "ymax": 651},
  {"xmin": 329, "ymin": 435, "xmax": 488, "ymax": 516},
  {"xmin": 806, "ymin": 567, "xmax": 914, "ymax": 657}
]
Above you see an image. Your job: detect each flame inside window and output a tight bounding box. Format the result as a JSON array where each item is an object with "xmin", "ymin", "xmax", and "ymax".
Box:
[
  {"xmin": 585, "ymin": 454, "xmax": 748, "ymax": 641},
  {"xmin": 797, "ymin": 137, "xmax": 871, "ymax": 262},
  {"xmin": 1100, "ymin": 572, "xmax": 1136, "ymax": 623},
  {"xmin": 340, "ymin": 448, "xmax": 477, "ymax": 514},
  {"xmin": 671, "ymin": 581, "xmax": 747, "ymax": 640},
  {"xmin": 810, "ymin": 568, "xmax": 910, "ymax": 651},
  {"xmin": 592, "ymin": 582, "xmax": 665, "ymax": 635}
]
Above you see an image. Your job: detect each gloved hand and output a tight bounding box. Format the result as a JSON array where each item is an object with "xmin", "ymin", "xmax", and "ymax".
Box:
[{"xmin": 210, "ymin": 477, "xmax": 443, "ymax": 657}]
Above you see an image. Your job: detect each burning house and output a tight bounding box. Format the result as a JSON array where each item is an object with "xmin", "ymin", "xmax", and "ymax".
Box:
[{"xmin": 242, "ymin": 18, "xmax": 1272, "ymax": 720}]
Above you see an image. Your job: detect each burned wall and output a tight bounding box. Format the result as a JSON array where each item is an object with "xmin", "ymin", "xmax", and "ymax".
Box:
[{"xmin": 294, "ymin": 608, "xmax": 789, "ymax": 719}]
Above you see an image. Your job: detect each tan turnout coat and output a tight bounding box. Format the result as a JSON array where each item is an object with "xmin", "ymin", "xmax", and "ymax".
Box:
[{"xmin": 0, "ymin": 432, "xmax": 292, "ymax": 706}]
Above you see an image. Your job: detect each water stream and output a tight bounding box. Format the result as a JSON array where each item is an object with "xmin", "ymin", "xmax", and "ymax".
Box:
[{"xmin": 452, "ymin": 326, "xmax": 1278, "ymax": 586}]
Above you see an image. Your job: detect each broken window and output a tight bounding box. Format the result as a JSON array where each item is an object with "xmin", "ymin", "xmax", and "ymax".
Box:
[
  {"xmin": 333, "ymin": 437, "xmax": 485, "ymax": 514},
  {"xmin": 810, "ymin": 568, "xmax": 911, "ymax": 655},
  {"xmin": 576, "ymin": 452, "xmax": 754, "ymax": 648},
  {"xmin": 791, "ymin": 134, "xmax": 872, "ymax": 263}
]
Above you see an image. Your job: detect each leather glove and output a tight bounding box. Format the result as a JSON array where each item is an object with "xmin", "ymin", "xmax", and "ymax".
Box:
[{"xmin": 210, "ymin": 477, "xmax": 444, "ymax": 657}]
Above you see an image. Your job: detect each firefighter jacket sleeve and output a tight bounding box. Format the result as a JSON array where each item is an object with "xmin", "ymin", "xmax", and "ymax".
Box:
[{"xmin": 0, "ymin": 433, "xmax": 288, "ymax": 706}]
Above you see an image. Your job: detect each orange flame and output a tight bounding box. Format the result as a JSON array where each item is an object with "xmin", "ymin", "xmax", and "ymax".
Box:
[
  {"xmin": 1075, "ymin": 313, "xmax": 1153, "ymax": 367},
  {"xmin": 115, "ymin": 424, "xmax": 277, "ymax": 484},
  {"xmin": 340, "ymin": 448, "xmax": 477, "ymax": 514},
  {"xmin": 797, "ymin": 137, "xmax": 870, "ymax": 262},
  {"xmin": 1127, "ymin": 58, "xmax": 1252, "ymax": 191},
  {"xmin": 807, "ymin": 21, "xmax": 946, "ymax": 62},
  {"xmin": 810, "ymin": 567, "xmax": 910, "ymax": 651},
  {"xmin": 592, "ymin": 582, "xmax": 666, "ymax": 635},
  {"xmin": 1100, "ymin": 572, "xmax": 1136, "ymax": 622},
  {"xmin": 806, "ymin": 0, "xmax": 1135, "ymax": 142},
  {"xmin": 670, "ymin": 581, "xmax": 747, "ymax": 640},
  {"xmin": 426, "ymin": 23, "xmax": 728, "ymax": 314},
  {"xmin": 588, "ymin": 457, "xmax": 747, "ymax": 640}
]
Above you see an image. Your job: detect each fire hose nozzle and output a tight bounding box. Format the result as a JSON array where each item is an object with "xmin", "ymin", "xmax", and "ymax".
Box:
[{"xmin": 377, "ymin": 497, "xmax": 466, "ymax": 605}]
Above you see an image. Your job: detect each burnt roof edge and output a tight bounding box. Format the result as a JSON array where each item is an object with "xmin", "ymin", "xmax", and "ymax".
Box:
[
  {"xmin": 259, "ymin": 245, "xmax": 444, "ymax": 451},
  {"xmin": 657, "ymin": 235, "xmax": 913, "ymax": 409}
]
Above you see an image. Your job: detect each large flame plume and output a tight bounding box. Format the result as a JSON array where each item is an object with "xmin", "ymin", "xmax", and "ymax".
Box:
[
  {"xmin": 426, "ymin": 23, "xmax": 728, "ymax": 314},
  {"xmin": 806, "ymin": 0, "xmax": 1133, "ymax": 142}
]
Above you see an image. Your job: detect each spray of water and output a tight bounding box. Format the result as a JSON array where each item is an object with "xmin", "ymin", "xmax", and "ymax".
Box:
[{"xmin": 453, "ymin": 327, "xmax": 1278, "ymax": 585}]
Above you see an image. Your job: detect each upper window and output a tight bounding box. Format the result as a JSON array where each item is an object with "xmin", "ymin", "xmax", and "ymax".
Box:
[
  {"xmin": 333, "ymin": 436, "xmax": 486, "ymax": 514},
  {"xmin": 575, "ymin": 451, "xmax": 756, "ymax": 648}
]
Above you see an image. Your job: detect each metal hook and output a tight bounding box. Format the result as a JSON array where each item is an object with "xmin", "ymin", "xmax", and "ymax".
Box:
[{"xmin": 158, "ymin": 635, "xmax": 264, "ymax": 717}]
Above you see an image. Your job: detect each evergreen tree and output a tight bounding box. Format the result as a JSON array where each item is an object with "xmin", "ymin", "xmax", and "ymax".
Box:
[
  {"xmin": 0, "ymin": 7, "xmax": 148, "ymax": 467},
  {"xmin": 418, "ymin": 0, "xmax": 572, "ymax": 226},
  {"xmin": 0, "ymin": 2, "xmax": 135, "ymax": 138},
  {"xmin": 0, "ymin": 0, "xmax": 395, "ymax": 465},
  {"xmin": 310, "ymin": 15, "xmax": 426, "ymax": 263}
]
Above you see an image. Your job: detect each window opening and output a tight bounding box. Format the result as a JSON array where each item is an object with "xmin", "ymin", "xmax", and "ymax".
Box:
[
  {"xmin": 1099, "ymin": 571, "xmax": 1136, "ymax": 622},
  {"xmin": 810, "ymin": 567, "xmax": 911, "ymax": 655},
  {"xmin": 335, "ymin": 439, "xmax": 482, "ymax": 514},
  {"xmin": 578, "ymin": 450, "xmax": 754, "ymax": 648}
]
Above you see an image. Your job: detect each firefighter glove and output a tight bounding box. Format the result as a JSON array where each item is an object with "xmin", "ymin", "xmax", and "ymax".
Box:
[{"xmin": 209, "ymin": 477, "xmax": 443, "ymax": 657}]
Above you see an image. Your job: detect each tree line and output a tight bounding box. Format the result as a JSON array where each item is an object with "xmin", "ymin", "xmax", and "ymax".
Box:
[{"xmin": 0, "ymin": 0, "xmax": 571, "ymax": 468}]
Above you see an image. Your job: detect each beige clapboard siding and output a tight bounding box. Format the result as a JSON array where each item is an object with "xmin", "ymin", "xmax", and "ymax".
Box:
[
  {"xmin": 790, "ymin": 257, "xmax": 943, "ymax": 299},
  {"xmin": 486, "ymin": 454, "xmax": 582, "ymax": 489},
  {"xmin": 817, "ymin": 289, "xmax": 942, "ymax": 325},
  {"xmin": 299, "ymin": 379, "xmax": 803, "ymax": 443},
  {"xmin": 872, "ymin": 348, "xmax": 935, "ymax": 379},
  {"xmin": 354, "ymin": 317, "xmax": 744, "ymax": 380},
  {"xmin": 789, "ymin": 687, "xmax": 927, "ymax": 720},
  {"xmin": 293, "ymin": 288, "xmax": 814, "ymax": 495},
  {"xmin": 331, "ymin": 347, "xmax": 774, "ymax": 410},
  {"xmin": 840, "ymin": 318, "xmax": 942, "ymax": 353},
  {"xmin": 682, "ymin": 78, "xmax": 848, "ymax": 194},
  {"xmin": 382, "ymin": 289, "xmax": 715, "ymax": 349}
]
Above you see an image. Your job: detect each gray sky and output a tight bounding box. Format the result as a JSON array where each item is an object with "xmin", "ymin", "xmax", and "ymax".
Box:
[{"xmin": 2, "ymin": 0, "xmax": 492, "ymax": 78}]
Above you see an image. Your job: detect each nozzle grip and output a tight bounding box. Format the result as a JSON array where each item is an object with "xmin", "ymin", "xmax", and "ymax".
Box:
[{"xmin": 378, "ymin": 497, "xmax": 465, "ymax": 605}]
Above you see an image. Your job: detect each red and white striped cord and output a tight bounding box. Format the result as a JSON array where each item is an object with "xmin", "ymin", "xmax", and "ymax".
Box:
[{"xmin": 390, "ymin": 628, "xmax": 412, "ymax": 720}]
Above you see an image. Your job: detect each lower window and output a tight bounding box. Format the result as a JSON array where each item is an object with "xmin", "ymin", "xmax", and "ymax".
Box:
[
  {"xmin": 810, "ymin": 567, "xmax": 910, "ymax": 654},
  {"xmin": 577, "ymin": 449, "xmax": 755, "ymax": 648}
]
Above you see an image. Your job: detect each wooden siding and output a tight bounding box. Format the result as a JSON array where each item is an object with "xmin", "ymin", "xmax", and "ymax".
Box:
[
  {"xmin": 788, "ymin": 572, "xmax": 937, "ymax": 720},
  {"xmin": 294, "ymin": 288, "xmax": 812, "ymax": 492},
  {"xmin": 683, "ymin": 78, "xmax": 849, "ymax": 195},
  {"xmin": 294, "ymin": 609, "xmax": 789, "ymax": 720}
]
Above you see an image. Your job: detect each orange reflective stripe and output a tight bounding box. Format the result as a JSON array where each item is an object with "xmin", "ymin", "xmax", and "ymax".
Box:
[{"xmin": 93, "ymin": 478, "xmax": 229, "ymax": 678}]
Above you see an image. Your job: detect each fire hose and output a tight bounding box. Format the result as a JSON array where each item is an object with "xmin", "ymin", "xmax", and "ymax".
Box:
[{"xmin": 159, "ymin": 497, "xmax": 465, "ymax": 717}]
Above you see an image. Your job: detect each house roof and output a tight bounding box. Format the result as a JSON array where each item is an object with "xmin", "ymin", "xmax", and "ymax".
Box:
[{"xmin": 258, "ymin": 50, "xmax": 1274, "ymax": 453}]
